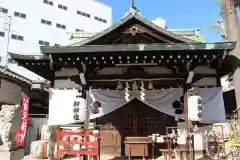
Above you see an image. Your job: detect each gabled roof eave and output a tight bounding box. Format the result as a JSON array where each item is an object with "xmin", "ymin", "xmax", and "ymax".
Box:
[
  {"xmin": 134, "ymin": 14, "xmax": 199, "ymax": 43},
  {"xmin": 0, "ymin": 65, "xmax": 33, "ymax": 85},
  {"xmin": 8, "ymin": 52, "xmax": 49, "ymax": 61},
  {"xmin": 70, "ymin": 12, "xmax": 135, "ymax": 46},
  {"xmin": 71, "ymin": 11, "xmax": 198, "ymax": 46},
  {"xmin": 40, "ymin": 42, "xmax": 237, "ymax": 55}
]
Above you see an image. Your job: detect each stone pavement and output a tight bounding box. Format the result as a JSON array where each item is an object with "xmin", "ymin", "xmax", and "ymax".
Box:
[
  {"xmin": 22, "ymin": 155, "xmax": 77, "ymax": 160},
  {"xmin": 22, "ymin": 155, "xmax": 165, "ymax": 160}
]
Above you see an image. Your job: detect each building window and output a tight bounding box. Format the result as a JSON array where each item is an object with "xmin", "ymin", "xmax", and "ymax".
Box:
[
  {"xmin": 14, "ymin": 11, "xmax": 26, "ymax": 19},
  {"xmin": 77, "ymin": 10, "xmax": 90, "ymax": 18},
  {"xmin": 76, "ymin": 29, "xmax": 84, "ymax": 32},
  {"xmin": 56, "ymin": 23, "xmax": 66, "ymax": 30},
  {"xmin": 39, "ymin": 40, "xmax": 50, "ymax": 46},
  {"xmin": 43, "ymin": 0, "xmax": 53, "ymax": 6},
  {"xmin": 11, "ymin": 34, "xmax": 24, "ymax": 41},
  {"xmin": 58, "ymin": 4, "xmax": 67, "ymax": 10},
  {"xmin": 94, "ymin": 16, "xmax": 107, "ymax": 23},
  {"xmin": 0, "ymin": 31, "xmax": 4, "ymax": 37},
  {"xmin": 0, "ymin": 7, "xmax": 8, "ymax": 14},
  {"xmin": 41, "ymin": 19, "xmax": 51, "ymax": 26}
]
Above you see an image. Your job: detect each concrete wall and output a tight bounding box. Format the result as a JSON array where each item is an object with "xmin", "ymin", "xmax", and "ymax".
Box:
[{"xmin": 0, "ymin": 79, "xmax": 28, "ymax": 104}]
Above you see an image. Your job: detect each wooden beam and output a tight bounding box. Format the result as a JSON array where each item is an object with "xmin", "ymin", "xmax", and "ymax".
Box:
[
  {"xmin": 186, "ymin": 71, "xmax": 195, "ymax": 84},
  {"xmin": 191, "ymin": 74, "xmax": 216, "ymax": 84},
  {"xmin": 86, "ymin": 73, "xmax": 216, "ymax": 81},
  {"xmin": 88, "ymin": 80, "xmax": 185, "ymax": 89},
  {"xmin": 40, "ymin": 42, "xmax": 236, "ymax": 54},
  {"xmin": 111, "ymin": 33, "xmax": 129, "ymax": 44}
]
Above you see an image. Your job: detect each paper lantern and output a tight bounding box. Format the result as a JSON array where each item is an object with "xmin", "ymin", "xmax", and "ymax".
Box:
[
  {"xmin": 188, "ymin": 95, "xmax": 203, "ymax": 121},
  {"xmin": 73, "ymin": 95, "xmax": 86, "ymax": 120}
]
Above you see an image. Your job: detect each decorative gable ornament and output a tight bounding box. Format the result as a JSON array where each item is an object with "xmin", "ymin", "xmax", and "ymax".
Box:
[
  {"xmin": 188, "ymin": 95, "xmax": 203, "ymax": 122},
  {"xmin": 172, "ymin": 96, "xmax": 184, "ymax": 114}
]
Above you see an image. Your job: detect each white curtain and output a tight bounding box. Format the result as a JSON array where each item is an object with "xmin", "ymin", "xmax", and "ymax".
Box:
[
  {"xmin": 196, "ymin": 88, "xmax": 226, "ymax": 123},
  {"xmin": 48, "ymin": 87, "xmax": 226, "ymax": 125},
  {"xmin": 89, "ymin": 87, "xmax": 226, "ymax": 124},
  {"xmin": 88, "ymin": 88, "xmax": 182, "ymax": 119}
]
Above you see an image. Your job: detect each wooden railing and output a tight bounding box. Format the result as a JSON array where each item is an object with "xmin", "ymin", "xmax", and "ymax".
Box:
[{"xmin": 56, "ymin": 130, "xmax": 100, "ymax": 160}]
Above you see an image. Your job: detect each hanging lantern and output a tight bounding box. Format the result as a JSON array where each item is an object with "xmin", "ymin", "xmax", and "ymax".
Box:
[{"xmin": 188, "ymin": 95, "xmax": 203, "ymax": 121}]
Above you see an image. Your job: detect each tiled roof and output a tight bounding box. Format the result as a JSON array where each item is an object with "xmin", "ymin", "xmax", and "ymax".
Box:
[
  {"xmin": 65, "ymin": 28, "xmax": 206, "ymax": 46},
  {"xmin": 0, "ymin": 64, "xmax": 32, "ymax": 84}
]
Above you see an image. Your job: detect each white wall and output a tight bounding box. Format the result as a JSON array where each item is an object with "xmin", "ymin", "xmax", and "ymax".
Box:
[{"xmin": 0, "ymin": 0, "xmax": 112, "ymax": 59}]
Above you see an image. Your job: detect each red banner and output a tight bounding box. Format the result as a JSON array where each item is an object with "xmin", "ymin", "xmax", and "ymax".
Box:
[{"xmin": 16, "ymin": 93, "xmax": 29, "ymax": 146}]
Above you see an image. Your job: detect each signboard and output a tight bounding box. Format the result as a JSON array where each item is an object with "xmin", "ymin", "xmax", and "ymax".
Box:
[
  {"xmin": 188, "ymin": 95, "xmax": 203, "ymax": 122},
  {"xmin": 48, "ymin": 89, "xmax": 87, "ymax": 125},
  {"xmin": 16, "ymin": 92, "xmax": 29, "ymax": 146}
]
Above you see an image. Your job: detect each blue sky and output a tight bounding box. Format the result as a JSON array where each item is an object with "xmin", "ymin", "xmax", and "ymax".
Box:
[{"xmin": 99, "ymin": 0, "xmax": 223, "ymax": 42}]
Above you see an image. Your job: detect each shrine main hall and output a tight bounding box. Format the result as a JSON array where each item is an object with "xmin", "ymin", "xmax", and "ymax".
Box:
[{"xmin": 10, "ymin": 8, "xmax": 237, "ymax": 158}]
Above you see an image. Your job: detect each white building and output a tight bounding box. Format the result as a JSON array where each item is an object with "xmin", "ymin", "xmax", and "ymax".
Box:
[{"xmin": 0, "ymin": 0, "xmax": 112, "ymax": 65}]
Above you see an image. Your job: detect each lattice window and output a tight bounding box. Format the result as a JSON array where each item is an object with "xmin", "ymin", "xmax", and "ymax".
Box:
[
  {"xmin": 125, "ymin": 116, "xmax": 133, "ymax": 131},
  {"xmin": 136, "ymin": 116, "xmax": 148, "ymax": 133}
]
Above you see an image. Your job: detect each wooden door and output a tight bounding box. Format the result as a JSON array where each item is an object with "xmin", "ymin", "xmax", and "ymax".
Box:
[{"xmin": 96, "ymin": 98, "xmax": 177, "ymax": 157}]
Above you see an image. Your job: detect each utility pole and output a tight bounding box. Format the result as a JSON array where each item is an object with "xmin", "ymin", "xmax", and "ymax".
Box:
[
  {"xmin": 4, "ymin": 15, "xmax": 12, "ymax": 68},
  {"xmin": 1, "ymin": 15, "xmax": 13, "ymax": 69}
]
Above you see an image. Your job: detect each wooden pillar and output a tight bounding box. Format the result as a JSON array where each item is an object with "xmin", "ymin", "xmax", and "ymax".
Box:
[
  {"xmin": 50, "ymin": 70, "xmax": 55, "ymax": 88},
  {"xmin": 82, "ymin": 86, "xmax": 89, "ymax": 160},
  {"xmin": 84, "ymin": 88, "xmax": 90, "ymax": 130},
  {"xmin": 183, "ymin": 84, "xmax": 193, "ymax": 130},
  {"xmin": 183, "ymin": 85, "xmax": 188, "ymax": 127},
  {"xmin": 183, "ymin": 84, "xmax": 194, "ymax": 160}
]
